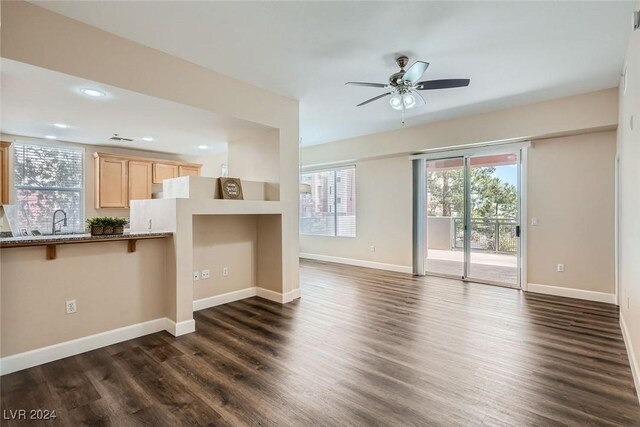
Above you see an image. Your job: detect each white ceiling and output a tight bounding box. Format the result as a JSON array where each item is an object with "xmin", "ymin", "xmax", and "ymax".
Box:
[
  {"xmin": 0, "ymin": 59, "xmax": 270, "ymax": 155},
  {"xmin": 27, "ymin": 1, "xmax": 637, "ymax": 146}
]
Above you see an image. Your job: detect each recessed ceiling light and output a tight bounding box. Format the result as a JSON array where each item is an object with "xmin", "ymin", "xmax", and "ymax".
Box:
[
  {"xmin": 198, "ymin": 145, "xmax": 209, "ymax": 150},
  {"xmin": 142, "ymin": 137, "xmax": 154, "ymax": 142},
  {"xmin": 80, "ymin": 88, "xmax": 106, "ymax": 98},
  {"xmin": 45, "ymin": 135, "xmax": 57, "ymax": 140},
  {"xmin": 53, "ymin": 123, "xmax": 70, "ymax": 129}
]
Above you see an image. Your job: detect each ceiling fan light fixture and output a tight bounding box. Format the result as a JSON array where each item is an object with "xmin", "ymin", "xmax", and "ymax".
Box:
[
  {"xmin": 389, "ymin": 94, "xmax": 404, "ymax": 110},
  {"xmin": 403, "ymin": 93, "xmax": 416, "ymax": 109}
]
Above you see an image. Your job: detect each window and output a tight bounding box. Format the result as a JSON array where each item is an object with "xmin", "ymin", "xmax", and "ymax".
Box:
[
  {"xmin": 13, "ymin": 142, "xmax": 84, "ymax": 232},
  {"xmin": 300, "ymin": 166, "xmax": 355, "ymax": 237}
]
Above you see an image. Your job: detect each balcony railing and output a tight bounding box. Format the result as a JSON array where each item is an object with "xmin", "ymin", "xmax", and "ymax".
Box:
[{"xmin": 453, "ymin": 217, "xmax": 517, "ymax": 253}]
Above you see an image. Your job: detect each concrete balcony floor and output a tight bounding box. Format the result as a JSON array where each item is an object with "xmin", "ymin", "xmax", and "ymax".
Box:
[{"xmin": 426, "ymin": 249, "xmax": 518, "ymax": 285}]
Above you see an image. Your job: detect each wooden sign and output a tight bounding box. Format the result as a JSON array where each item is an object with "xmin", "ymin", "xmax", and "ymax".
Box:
[{"xmin": 219, "ymin": 177, "xmax": 244, "ymax": 200}]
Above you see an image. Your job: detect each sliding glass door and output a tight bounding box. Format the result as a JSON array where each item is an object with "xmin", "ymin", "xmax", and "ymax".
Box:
[
  {"xmin": 423, "ymin": 150, "xmax": 522, "ymax": 288},
  {"xmin": 425, "ymin": 157, "xmax": 465, "ymax": 278}
]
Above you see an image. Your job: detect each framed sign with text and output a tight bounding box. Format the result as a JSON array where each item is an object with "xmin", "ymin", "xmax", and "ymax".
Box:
[{"xmin": 218, "ymin": 177, "xmax": 244, "ymax": 200}]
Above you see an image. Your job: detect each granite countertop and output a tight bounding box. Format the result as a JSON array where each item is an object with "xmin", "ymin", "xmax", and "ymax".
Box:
[{"xmin": 0, "ymin": 230, "xmax": 173, "ymax": 247}]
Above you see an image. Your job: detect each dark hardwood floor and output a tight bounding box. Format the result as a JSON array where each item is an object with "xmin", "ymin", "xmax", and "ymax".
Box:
[{"xmin": 2, "ymin": 259, "xmax": 639, "ymax": 426}]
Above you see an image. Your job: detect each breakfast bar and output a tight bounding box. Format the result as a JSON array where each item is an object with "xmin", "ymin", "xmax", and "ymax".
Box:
[{"xmin": 0, "ymin": 231, "xmax": 172, "ymax": 259}]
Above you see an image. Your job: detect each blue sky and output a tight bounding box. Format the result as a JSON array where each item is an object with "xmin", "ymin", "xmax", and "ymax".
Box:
[{"xmin": 495, "ymin": 165, "xmax": 518, "ymax": 186}]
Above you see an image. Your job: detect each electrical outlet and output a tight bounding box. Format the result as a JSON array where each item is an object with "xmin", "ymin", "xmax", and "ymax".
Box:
[
  {"xmin": 66, "ymin": 299, "xmax": 77, "ymax": 314},
  {"xmin": 202, "ymin": 269, "xmax": 210, "ymax": 279},
  {"xmin": 530, "ymin": 218, "xmax": 538, "ymax": 226},
  {"xmin": 193, "ymin": 271, "xmax": 200, "ymax": 281},
  {"xmin": 557, "ymin": 264, "xmax": 565, "ymax": 272},
  {"xmin": 370, "ymin": 245, "xmax": 376, "ymax": 252},
  {"xmin": 222, "ymin": 267, "xmax": 229, "ymax": 277}
]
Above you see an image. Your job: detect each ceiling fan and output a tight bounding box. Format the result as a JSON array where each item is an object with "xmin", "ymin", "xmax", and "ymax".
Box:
[{"xmin": 346, "ymin": 56, "xmax": 470, "ymax": 113}]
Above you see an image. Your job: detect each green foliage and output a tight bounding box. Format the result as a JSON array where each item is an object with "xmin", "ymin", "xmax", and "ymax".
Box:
[
  {"xmin": 86, "ymin": 216, "xmax": 129, "ymax": 228},
  {"xmin": 427, "ymin": 166, "xmax": 517, "ymax": 219},
  {"xmin": 86, "ymin": 217, "xmax": 104, "ymax": 228},
  {"xmin": 109, "ymin": 217, "xmax": 129, "ymax": 227}
]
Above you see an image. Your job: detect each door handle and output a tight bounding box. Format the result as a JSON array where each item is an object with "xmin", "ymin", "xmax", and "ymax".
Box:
[{"xmin": 516, "ymin": 225, "xmax": 521, "ymax": 237}]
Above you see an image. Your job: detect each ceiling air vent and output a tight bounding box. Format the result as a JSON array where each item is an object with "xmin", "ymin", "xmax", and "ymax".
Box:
[{"xmin": 109, "ymin": 134, "xmax": 134, "ymax": 142}]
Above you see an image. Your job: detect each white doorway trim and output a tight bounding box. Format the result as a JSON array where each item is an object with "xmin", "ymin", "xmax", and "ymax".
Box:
[
  {"xmin": 520, "ymin": 147, "xmax": 529, "ymax": 291},
  {"xmin": 614, "ymin": 154, "xmax": 620, "ymax": 305},
  {"xmin": 412, "ymin": 140, "xmax": 529, "ymax": 289}
]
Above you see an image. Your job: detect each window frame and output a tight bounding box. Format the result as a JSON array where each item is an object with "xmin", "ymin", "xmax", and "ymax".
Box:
[
  {"xmin": 300, "ymin": 165, "xmax": 356, "ymax": 238},
  {"xmin": 12, "ymin": 140, "xmax": 86, "ymax": 233}
]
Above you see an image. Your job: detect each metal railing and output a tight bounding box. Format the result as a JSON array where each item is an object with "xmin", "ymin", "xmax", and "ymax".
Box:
[{"xmin": 453, "ymin": 218, "xmax": 517, "ymax": 253}]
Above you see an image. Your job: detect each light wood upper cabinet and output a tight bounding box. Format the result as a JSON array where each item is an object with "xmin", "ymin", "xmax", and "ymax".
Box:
[
  {"xmin": 153, "ymin": 163, "xmax": 178, "ymax": 184},
  {"xmin": 0, "ymin": 142, "xmax": 10, "ymax": 205},
  {"xmin": 129, "ymin": 161, "xmax": 152, "ymax": 202},
  {"xmin": 94, "ymin": 153, "xmax": 201, "ymax": 208},
  {"xmin": 96, "ymin": 157, "xmax": 128, "ymax": 208},
  {"xmin": 179, "ymin": 165, "xmax": 201, "ymax": 177}
]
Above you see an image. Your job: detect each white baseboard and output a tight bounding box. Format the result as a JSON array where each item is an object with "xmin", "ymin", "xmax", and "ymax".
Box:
[
  {"xmin": 0, "ymin": 318, "xmax": 168, "ymax": 376},
  {"xmin": 193, "ymin": 287, "xmax": 258, "ymax": 311},
  {"xmin": 256, "ymin": 287, "xmax": 302, "ymax": 304},
  {"xmin": 1, "ymin": 285, "xmax": 298, "ymax": 376},
  {"xmin": 620, "ymin": 313, "xmax": 640, "ymax": 405},
  {"xmin": 164, "ymin": 318, "xmax": 196, "ymax": 336},
  {"xmin": 285, "ymin": 287, "xmax": 301, "ymax": 303},
  {"xmin": 300, "ymin": 253, "xmax": 412, "ymax": 274},
  {"xmin": 527, "ymin": 283, "xmax": 616, "ymax": 304},
  {"xmin": 256, "ymin": 287, "xmax": 282, "ymax": 302},
  {"xmin": 193, "ymin": 286, "xmax": 300, "ymax": 309}
]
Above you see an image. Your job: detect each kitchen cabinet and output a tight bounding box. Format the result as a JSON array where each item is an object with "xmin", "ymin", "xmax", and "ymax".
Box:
[
  {"xmin": 129, "ymin": 161, "xmax": 152, "ymax": 202},
  {"xmin": 94, "ymin": 153, "xmax": 201, "ymax": 208},
  {"xmin": 96, "ymin": 156, "xmax": 128, "ymax": 208},
  {"xmin": 179, "ymin": 165, "xmax": 200, "ymax": 177},
  {"xmin": 152, "ymin": 163, "xmax": 178, "ymax": 184},
  {"xmin": 0, "ymin": 142, "xmax": 10, "ymax": 205}
]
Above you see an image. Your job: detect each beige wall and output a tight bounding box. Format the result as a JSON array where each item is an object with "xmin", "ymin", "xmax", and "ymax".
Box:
[
  {"xmin": 1, "ymin": 239, "xmax": 169, "ymax": 356},
  {"xmin": 193, "ymin": 215, "xmax": 257, "ymax": 299},
  {"xmin": 195, "ymin": 150, "xmax": 228, "ymax": 179},
  {"xmin": 1, "ymin": 0, "xmax": 299, "ymax": 300},
  {"xmin": 304, "ymin": 88, "xmax": 617, "ymax": 166},
  {"xmin": 617, "ymin": 3, "xmax": 640, "ymax": 393},
  {"xmin": 300, "ymin": 156, "xmax": 412, "ymax": 267},
  {"xmin": 192, "ymin": 213, "xmax": 283, "ymax": 300},
  {"xmin": 0, "ymin": 0, "xmax": 300, "ymax": 360},
  {"xmin": 228, "ymin": 129, "xmax": 280, "ymax": 184},
  {"xmin": 301, "ymin": 91, "xmax": 618, "ymax": 296},
  {"xmin": 528, "ymin": 132, "xmax": 616, "ymax": 292}
]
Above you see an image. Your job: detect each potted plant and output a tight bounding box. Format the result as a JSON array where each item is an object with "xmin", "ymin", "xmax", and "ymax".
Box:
[
  {"xmin": 102, "ymin": 218, "xmax": 115, "ymax": 235},
  {"xmin": 86, "ymin": 217, "xmax": 104, "ymax": 236},
  {"xmin": 86, "ymin": 217, "xmax": 128, "ymax": 235},
  {"xmin": 111, "ymin": 217, "xmax": 128, "ymax": 235}
]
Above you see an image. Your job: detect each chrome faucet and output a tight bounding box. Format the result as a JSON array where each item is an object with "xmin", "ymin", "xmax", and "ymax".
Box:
[{"xmin": 52, "ymin": 209, "xmax": 67, "ymax": 235}]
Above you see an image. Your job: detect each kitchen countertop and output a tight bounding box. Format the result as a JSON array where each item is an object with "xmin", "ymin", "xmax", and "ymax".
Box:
[{"xmin": 0, "ymin": 231, "xmax": 173, "ymax": 247}]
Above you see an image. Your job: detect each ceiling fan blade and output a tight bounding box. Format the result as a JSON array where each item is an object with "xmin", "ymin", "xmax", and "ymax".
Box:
[
  {"xmin": 345, "ymin": 82, "xmax": 388, "ymax": 88},
  {"xmin": 357, "ymin": 92, "xmax": 392, "ymax": 107},
  {"xmin": 402, "ymin": 61, "xmax": 429, "ymax": 84},
  {"xmin": 416, "ymin": 79, "xmax": 470, "ymax": 90}
]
